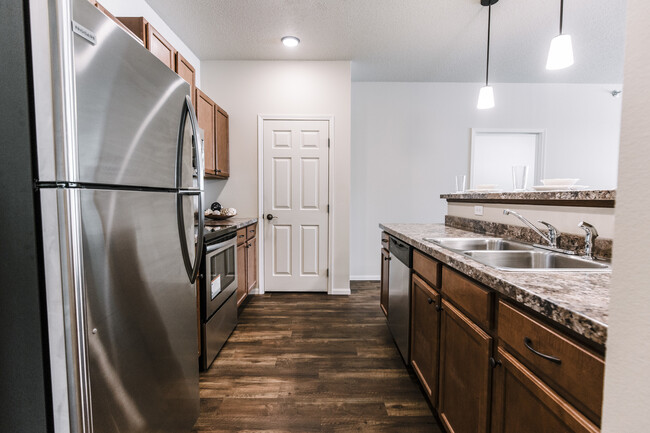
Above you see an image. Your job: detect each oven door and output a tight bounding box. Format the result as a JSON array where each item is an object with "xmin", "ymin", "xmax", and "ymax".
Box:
[{"xmin": 204, "ymin": 236, "xmax": 238, "ymax": 319}]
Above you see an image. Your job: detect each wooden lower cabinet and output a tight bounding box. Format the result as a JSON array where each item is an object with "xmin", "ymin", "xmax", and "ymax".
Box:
[
  {"xmin": 236, "ymin": 224, "xmax": 258, "ymax": 308},
  {"xmin": 246, "ymin": 236, "xmax": 258, "ymax": 293},
  {"xmin": 410, "ymin": 273, "xmax": 441, "ymax": 407},
  {"xmin": 438, "ymin": 299, "xmax": 492, "ymax": 433},
  {"xmin": 491, "ymin": 347, "xmax": 599, "ymax": 433},
  {"xmin": 236, "ymin": 242, "xmax": 247, "ymax": 306},
  {"xmin": 380, "ymin": 247, "xmax": 390, "ymax": 316}
]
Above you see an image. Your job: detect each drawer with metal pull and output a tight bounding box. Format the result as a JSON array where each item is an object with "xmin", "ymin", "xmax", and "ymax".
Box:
[
  {"xmin": 246, "ymin": 223, "xmax": 257, "ymax": 240},
  {"xmin": 236, "ymin": 228, "xmax": 247, "ymax": 245},
  {"xmin": 497, "ymin": 300, "xmax": 605, "ymax": 423}
]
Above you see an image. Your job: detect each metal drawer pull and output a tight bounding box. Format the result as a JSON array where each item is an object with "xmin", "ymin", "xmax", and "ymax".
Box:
[
  {"xmin": 523, "ymin": 337, "xmax": 562, "ymax": 364},
  {"xmin": 384, "ymin": 256, "xmax": 391, "ymax": 261}
]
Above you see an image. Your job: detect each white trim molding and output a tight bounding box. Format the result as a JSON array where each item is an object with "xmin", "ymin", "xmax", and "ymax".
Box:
[
  {"xmin": 330, "ymin": 287, "xmax": 352, "ymax": 296},
  {"xmin": 257, "ymin": 114, "xmax": 337, "ymax": 295},
  {"xmin": 350, "ymin": 275, "xmax": 380, "ymax": 281}
]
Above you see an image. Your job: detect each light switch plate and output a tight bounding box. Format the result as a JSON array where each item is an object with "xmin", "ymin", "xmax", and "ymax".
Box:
[{"xmin": 474, "ymin": 206, "xmax": 484, "ymax": 216}]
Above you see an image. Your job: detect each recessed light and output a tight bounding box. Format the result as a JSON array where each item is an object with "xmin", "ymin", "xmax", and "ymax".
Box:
[{"xmin": 281, "ymin": 36, "xmax": 300, "ymax": 48}]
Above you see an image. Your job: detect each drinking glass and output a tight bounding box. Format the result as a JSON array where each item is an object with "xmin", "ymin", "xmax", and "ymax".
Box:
[
  {"xmin": 455, "ymin": 175, "xmax": 467, "ymax": 193},
  {"xmin": 512, "ymin": 165, "xmax": 529, "ymax": 191}
]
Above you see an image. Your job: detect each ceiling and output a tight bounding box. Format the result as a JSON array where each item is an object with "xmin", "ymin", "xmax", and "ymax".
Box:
[{"xmin": 144, "ymin": 0, "xmax": 627, "ymax": 83}]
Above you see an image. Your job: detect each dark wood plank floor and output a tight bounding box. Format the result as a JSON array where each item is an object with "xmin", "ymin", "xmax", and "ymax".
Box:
[{"xmin": 192, "ymin": 281, "xmax": 441, "ymax": 433}]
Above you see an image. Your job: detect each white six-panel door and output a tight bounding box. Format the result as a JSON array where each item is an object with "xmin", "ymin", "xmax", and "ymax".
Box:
[{"xmin": 263, "ymin": 120, "xmax": 329, "ymax": 292}]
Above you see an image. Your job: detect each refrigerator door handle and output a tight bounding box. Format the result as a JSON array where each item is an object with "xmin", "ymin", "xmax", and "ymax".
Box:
[{"xmin": 177, "ymin": 95, "xmax": 204, "ymax": 284}]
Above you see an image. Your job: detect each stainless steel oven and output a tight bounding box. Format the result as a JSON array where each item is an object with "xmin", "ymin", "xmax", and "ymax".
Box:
[{"xmin": 200, "ymin": 231, "xmax": 238, "ymax": 370}]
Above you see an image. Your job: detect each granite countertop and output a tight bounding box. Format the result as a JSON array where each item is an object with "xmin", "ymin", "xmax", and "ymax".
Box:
[
  {"xmin": 205, "ymin": 216, "xmax": 258, "ymax": 229},
  {"xmin": 441, "ymin": 190, "xmax": 616, "ymax": 207},
  {"xmin": 380, "ymin": 223, "xmax": 610, "ymax": 346}
]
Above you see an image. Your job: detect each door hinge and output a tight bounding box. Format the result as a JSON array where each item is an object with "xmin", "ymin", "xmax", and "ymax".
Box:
[
  {"xmin": 326, "ymin": 269, "xmax": 329, "ymax": 277},
  {"xmin": 327, "ymin": 204, "xmax": 330, "ymax": 213},
  {"xmin": 328, "ymin": 138, "xmax": 330, "ymax": 148}
]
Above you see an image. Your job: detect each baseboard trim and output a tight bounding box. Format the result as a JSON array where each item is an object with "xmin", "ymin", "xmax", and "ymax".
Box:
[
  {"xmin": 350, "ymin": 275, "xmax": 380, "ymax": 281},
  {"xmin": 248, "ymin": 288, "xmax": 261, "ymax": 295},
  {"xmin": 330, "ymin": 287, "xmax": 351, "ymax": 296}
]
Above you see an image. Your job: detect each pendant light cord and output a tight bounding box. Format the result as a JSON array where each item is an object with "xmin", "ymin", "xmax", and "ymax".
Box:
[
  {"xmin": 485, "ymin": 1, "xmax": 491, "ymax": 86},
  {"xmin": 559, "ymin": 0, "xmax": 564, "ymax": 34}
]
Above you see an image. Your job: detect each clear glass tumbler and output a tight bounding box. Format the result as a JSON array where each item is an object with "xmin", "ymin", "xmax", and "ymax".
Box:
[
  {"xmin": 512, "ymin": 165, "xmax": 529, "ymax": 191},
  {"xmin": 455, "ymin": 175, "xmax": 467, "ymax": 193}
]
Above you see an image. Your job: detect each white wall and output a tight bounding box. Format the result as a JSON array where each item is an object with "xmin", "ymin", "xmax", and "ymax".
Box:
[
  {"xmin": 601, "ymin": 0, "xmax": 650, "ymax": 430},
  {"xmin": 351, "ymin": 82, "xmax": 622, "ymax": 279},
  {"xmin": 200, "ymin": 61, "xmax": 351, "ymax": 292},
  {"xmin": 98, "ymin": 0, "xmax": 201, "ymax": 85}
]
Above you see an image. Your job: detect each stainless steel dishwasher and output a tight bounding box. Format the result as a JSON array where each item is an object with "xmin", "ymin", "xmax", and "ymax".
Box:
[{"xmin": 387, "ymin": 236, "xmax": 412, "ymax": 364}]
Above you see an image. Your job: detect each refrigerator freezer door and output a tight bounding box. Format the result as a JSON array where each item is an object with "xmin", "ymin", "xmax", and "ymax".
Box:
[
  {"xmin": 79, "ymin": 189, "xmax": 198, "ymax": 432},
  {"xmin": 71, "ymin": 0, "xmax": 193, "ymax": 189}
]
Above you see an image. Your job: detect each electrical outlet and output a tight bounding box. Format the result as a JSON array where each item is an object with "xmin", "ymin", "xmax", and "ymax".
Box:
[{"xmin": 474, "ymin": 206, "xmax": 484, "ymax": 216}]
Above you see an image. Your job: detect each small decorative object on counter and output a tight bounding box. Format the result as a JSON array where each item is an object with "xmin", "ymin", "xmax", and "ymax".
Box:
[
  {"xmin": 210, "ymin": 201, "xmax": 222, "ymax": 211},
  {"xmin": 205, "ymin": 206, "xmax": 238, "ymax": 220}
]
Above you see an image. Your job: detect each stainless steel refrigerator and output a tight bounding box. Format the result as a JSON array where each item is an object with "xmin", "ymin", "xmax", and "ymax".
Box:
[{"xmin": 31, "ymin": 0, "xmax": 204, "ymax": 431}]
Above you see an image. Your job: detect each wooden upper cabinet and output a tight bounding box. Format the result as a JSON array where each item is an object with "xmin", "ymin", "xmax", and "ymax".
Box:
[
  {"xmin": 410, "ymin": 273, "xmax": 441, "ymax": 408},
  {"xmin": 215, "ymin": 106, "xmax": 230, "ymax": 178},
  {"xmin": 438, "ymin": 300, "xmax": 492, "ymax": 433},
  {"xmin": 195, "ymin": 89, "xmax": 217, "ymax": 176},
  {"xmin": 148, "ymin": 25, "xmax": 176, "ymax": 69},
  {"xmin": 175, "ymin": 52, "xmax": 196, "ymax": 107},
  {"xmin": 91, "ymin": 2, "xmax": 142, "ymax": 44},
  {"xmin": 117, "ymin": 17, "xmax": 176, "ymax": 70},
  {"xmin": 491, "ymin": 347, "xmax": 599, "ymax": 433}
]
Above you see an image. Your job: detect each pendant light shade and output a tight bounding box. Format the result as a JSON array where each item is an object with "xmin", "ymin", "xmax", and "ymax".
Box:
[
  {"xmin": 546, "ymin": 0, "xmax": 574, "ymax": 70},
  {"xmin": 546, "ymin": 34, "xmax": 574, "ymax": 70},
  {"xmin": 477, "ymin": 86, "xmax": 495, "ymax": 109},
  {"xmin": 477, "ymin": 0, "xmax": 497, "ymax": 110}
]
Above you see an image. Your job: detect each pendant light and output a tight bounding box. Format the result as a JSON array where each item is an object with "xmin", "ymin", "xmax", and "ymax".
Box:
[
  {"xmin": 546, "ymin": 0, "xmax": 574, "ymax": 70},
  {"xmin": 477, "ymin": 0, "xmax": 497, "ymax": 110}
]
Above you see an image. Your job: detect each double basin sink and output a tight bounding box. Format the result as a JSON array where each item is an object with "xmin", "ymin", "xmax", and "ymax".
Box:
[{"xmin": 423, "ymin": 237, "xmax": 610, "ymax": 272}]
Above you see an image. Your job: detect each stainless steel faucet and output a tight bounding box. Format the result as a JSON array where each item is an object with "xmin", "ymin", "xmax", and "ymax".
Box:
[
  {"xmin": 503, "ymin": 209, "xmax": 560, "ymax": 248},
  {"xmin": 578, "ymin": 221, "xmax": 599, "ymax": 260}
]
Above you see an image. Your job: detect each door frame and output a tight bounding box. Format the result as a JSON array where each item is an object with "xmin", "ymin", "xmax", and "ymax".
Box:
[{"xmin": 256, "ymin": 115, "xmax": 335, "ymax": 295}]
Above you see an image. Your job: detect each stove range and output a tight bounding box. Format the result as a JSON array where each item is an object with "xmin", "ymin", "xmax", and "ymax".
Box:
[{"xmin": 203, "ymin": 224, "xmax": 237, "ymax": 243}]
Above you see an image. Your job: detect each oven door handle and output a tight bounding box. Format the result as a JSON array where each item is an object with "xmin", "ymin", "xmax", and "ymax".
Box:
[{"xmin": 206, "ymin": 238, "xmax": 236, "ymax": 254}]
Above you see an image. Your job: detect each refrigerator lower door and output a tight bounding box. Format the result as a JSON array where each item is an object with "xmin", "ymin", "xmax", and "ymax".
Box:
[
  {"xmin": 78, "ymin": 188, "xmax": 198, "ymax": 432},
  {"xmin": 70, "ymin": 0, "xmax": 193, "ymax": 189}
]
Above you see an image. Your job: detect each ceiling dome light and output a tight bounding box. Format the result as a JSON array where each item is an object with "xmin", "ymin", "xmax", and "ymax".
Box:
[
  {"xmin": 281, "ymin": 36, "xmax": 300, "ymax": 48},
  {"xmin": 546, "ymin": 0, "xmax": 574, "ymax": 70}
]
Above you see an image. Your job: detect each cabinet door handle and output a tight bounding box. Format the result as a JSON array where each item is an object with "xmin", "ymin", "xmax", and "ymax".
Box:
[
  {"xmin": 384, "ymin": 257, "xmax": 391, "ymax": 261},
  {"xmin": 435, "ymin": 304, "xmax": 443, "ymax": 312},
  {"xmin": 427, "ymin": 298, "xmax": 433, "ymax": 304},
  {"xmin": 489, "ymin": 357, "xmax": 502, "ymax": 368},
  {"xmin": 523, "ymin": 337, "xmax": 562, "ymax": 364}
]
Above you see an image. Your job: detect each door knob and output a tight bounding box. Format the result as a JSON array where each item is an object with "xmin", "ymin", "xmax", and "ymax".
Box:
[{"xmin": 266, "ymin": 214, "xmax": 277, "ymax": 221}]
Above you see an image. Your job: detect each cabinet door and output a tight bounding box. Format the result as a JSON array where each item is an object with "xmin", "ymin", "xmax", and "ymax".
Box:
[
  {"xmin": 438, "ymin": 300, "xmax": 492, "ymax": 433},
  {"xmin": 246, "ymin": 236, "xmax": 257, "ymax": 294},
  {"xmin": 380, "ymin": 248, "xmax": 389, "ymax": 316},
  {"xmin": 236, "ymin": 242, "xmax": 247, "ymax": 307},
  {"xmin": 491, "ymin": 347, "xmax": 599, "ymax": 433},
  {"xmin": 175, "ymin": 52, "xmax": 196, "ymax": 107},
  {"xmin": 196, "ymin": 89, "xmax": 216, "ymax": 176},
  {"xmin": 410, "ymin": 273, "xmax": 441, "ymax": 407},
  {"xmin": 147, "ymin": 24, "xmax": 176, "ymax": 69},
  {"xmin": 215, "ymin": 106, "xmax": 230, "ymax": 178}
]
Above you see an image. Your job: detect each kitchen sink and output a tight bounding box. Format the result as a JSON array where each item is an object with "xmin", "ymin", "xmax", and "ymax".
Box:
[
  {"xmin": 463, "ymin": 251, "xmax": 611, "ymax": 272},
  {"xmin": 424, "ymin": 237, "xmax": 534, "ymax": 251}
]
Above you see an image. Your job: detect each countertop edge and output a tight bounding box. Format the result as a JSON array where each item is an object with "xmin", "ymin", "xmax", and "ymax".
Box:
[{"xmin": 379, "ymin": 223, "xmax": 608, "ymax": 347}]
